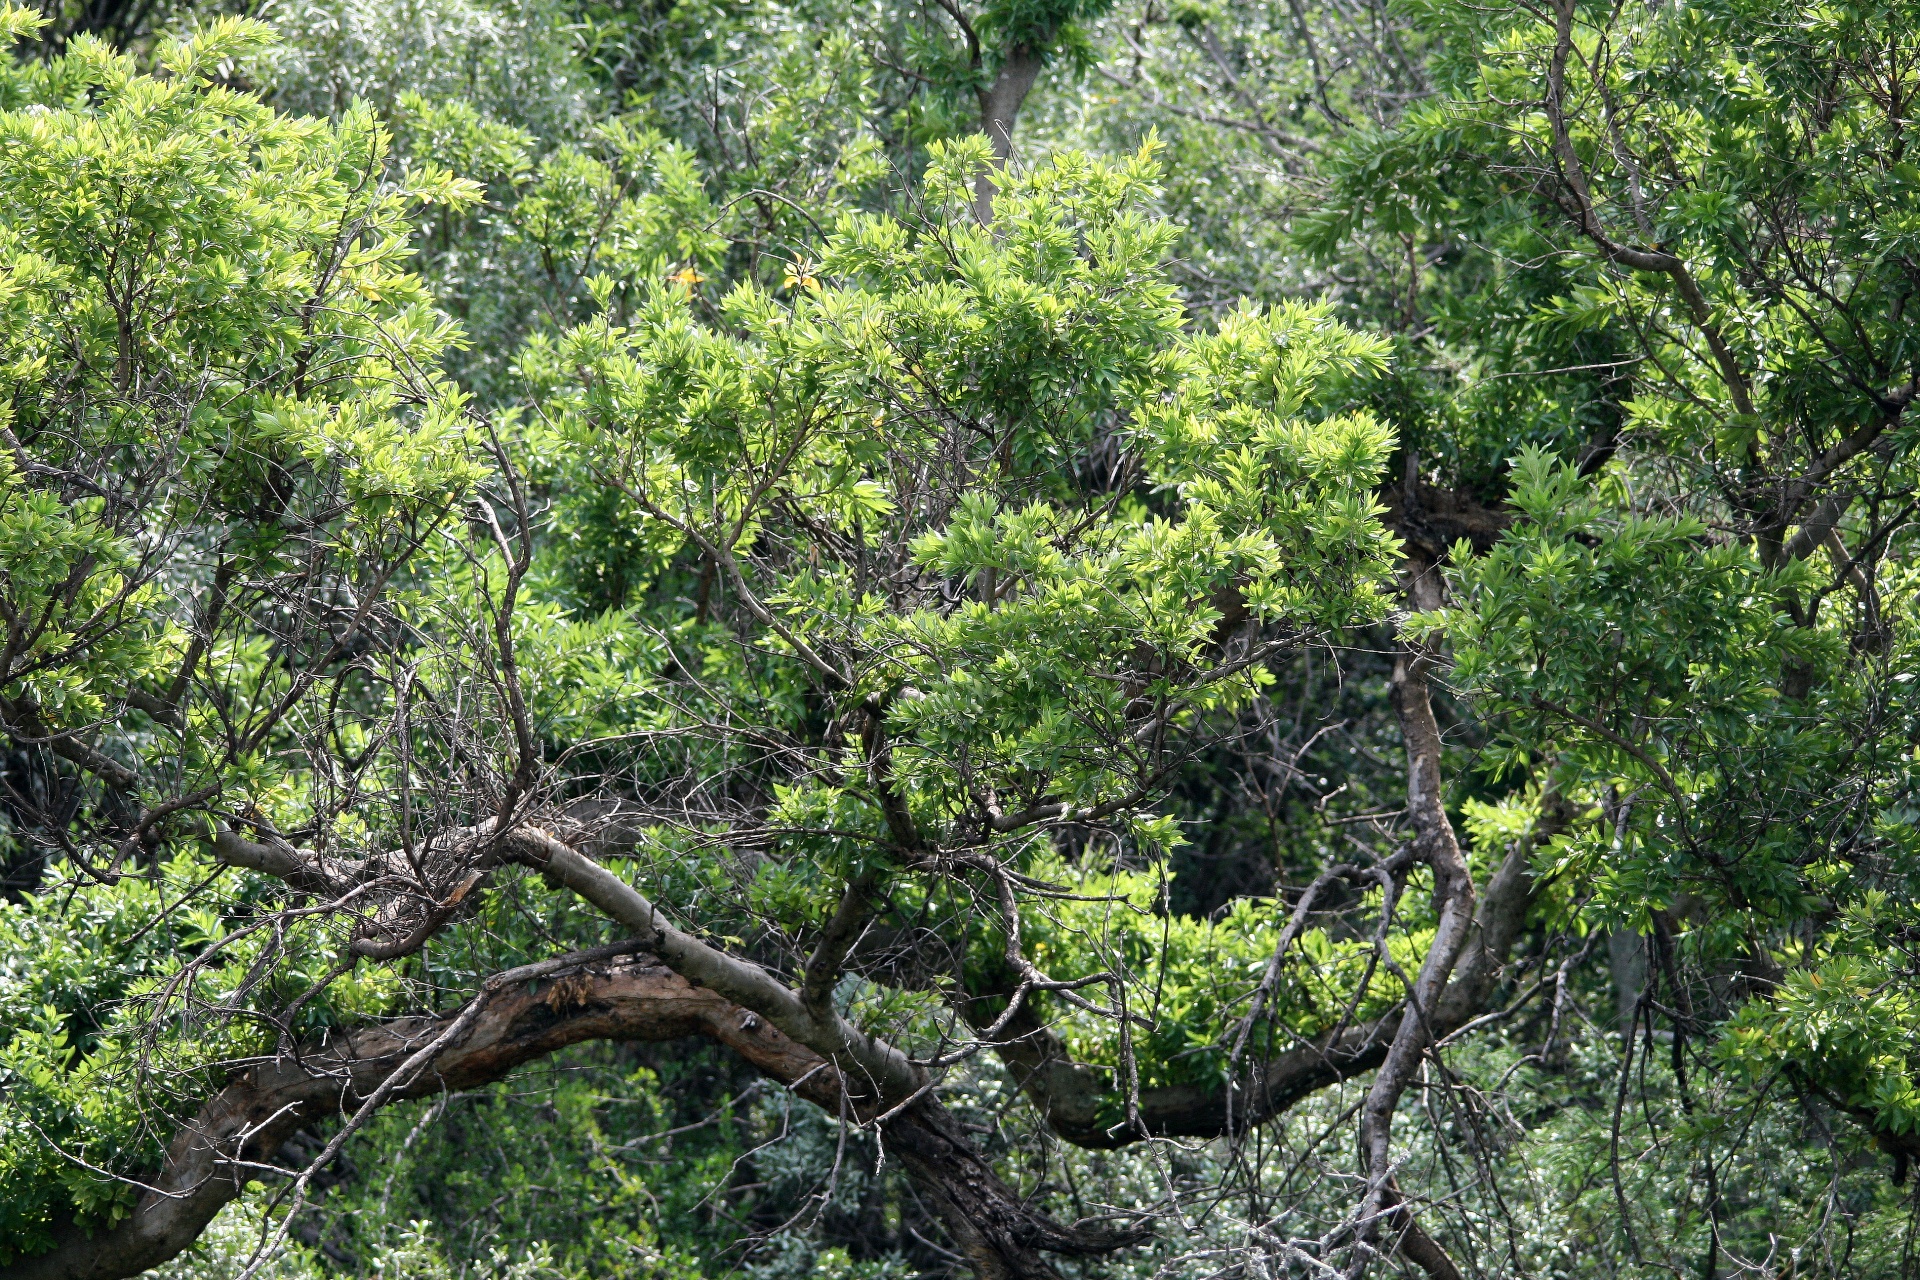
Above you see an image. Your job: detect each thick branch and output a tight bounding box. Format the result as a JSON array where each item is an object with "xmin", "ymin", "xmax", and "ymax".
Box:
[
  {"xmin": 965, "ymin": 560, "xmax": 1560, "ymax": 1280},
  {"xmin": 211, "ymin": 823, "xmax": 926, "ymax": 1107},
  {"xmin": 510, "ymin": 831, "xmax": 926, "ymax": 1105},
  {"xmin": 2, "ymin": 949, "xmax": 795, "ymax": 1280},
  {"xmin": 0, "ymin": 696, "xmax": 138, "ymax": 790},
  {"xmin": 970, "ymin": 810, "xmax": 1546, "ymax": 1151},
  {"xmin": 3, "ymin": 948, "xmax": 1132, "ymax": 1280},
  {"xmin": 1351, "ymin": 565, "xmax": 1475, "ymax": 1276},
  {"xmin": 211, "ymin": 827, "xmax": 363, "ymax": 898},
  {"xmin": 1758, "ymin": 411, "xmax": 1909, "ymax": 560}
]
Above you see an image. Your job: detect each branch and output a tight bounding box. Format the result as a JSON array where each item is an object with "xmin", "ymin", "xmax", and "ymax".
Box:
[
  {"xmin": 509, "ymin": 830, "xmax": 925, "ymax": 1106},
  {"xmin": 3, "ymin": 946, "xmax": 1138, "ymax": 1280},
  {"xmin": 1540, "ymin": 0, "xmax": 1754, "ymax": 419},
  {"xmin": 1322, "ymin": 557, "xmax": 1476, "ymax": 1279},
  {"xmin": 0, "ymin": 695, "xmax": 138, "ymax": 790},
  {"xmin": 960, "ymin": 772, "xmax": 1559, "ymax": 1150},
  {"xmin": 1760, "ymin": 408, "xmax": 1910, "ymax": 556},
  {"xmin": 211, "ymin": 819, "xmax": 925, "ymax": 1105},
  {"xmin": 211, "ymin": 827, "xmax": 360, "ymax": 898},
  {"xmin": 613, "ymin": 481, "xmax": 849, "ymax": 687}
]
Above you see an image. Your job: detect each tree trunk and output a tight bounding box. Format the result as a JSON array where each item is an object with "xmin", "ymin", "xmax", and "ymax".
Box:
[{"xmin": 972, "ymin": 47, "xmax": 1046, "ymax": 224}]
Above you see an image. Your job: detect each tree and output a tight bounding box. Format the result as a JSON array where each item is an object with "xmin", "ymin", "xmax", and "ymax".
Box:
[
  {"xmin": 1, "ymin": 18, "xmax": 1509, "ymax": 1278},
  {"xmin": 1316, "ymin": 0, "xmax": 1920, "ymax": 1159},
  {"xmin": 15, "ymin": 0, "xmax": 1920, "ymax": 1275}
]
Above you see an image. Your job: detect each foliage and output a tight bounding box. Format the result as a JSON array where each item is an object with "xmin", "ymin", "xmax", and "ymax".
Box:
[{"xmin": 8, "ymin": 0, "xmax": 1920, "ymax": 1277}]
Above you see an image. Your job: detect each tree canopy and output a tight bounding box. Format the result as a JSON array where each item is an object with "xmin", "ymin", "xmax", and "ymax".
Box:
[{"xmin": 2, "ymin": 0, "xmax": 1920, "ymax": 1278}]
